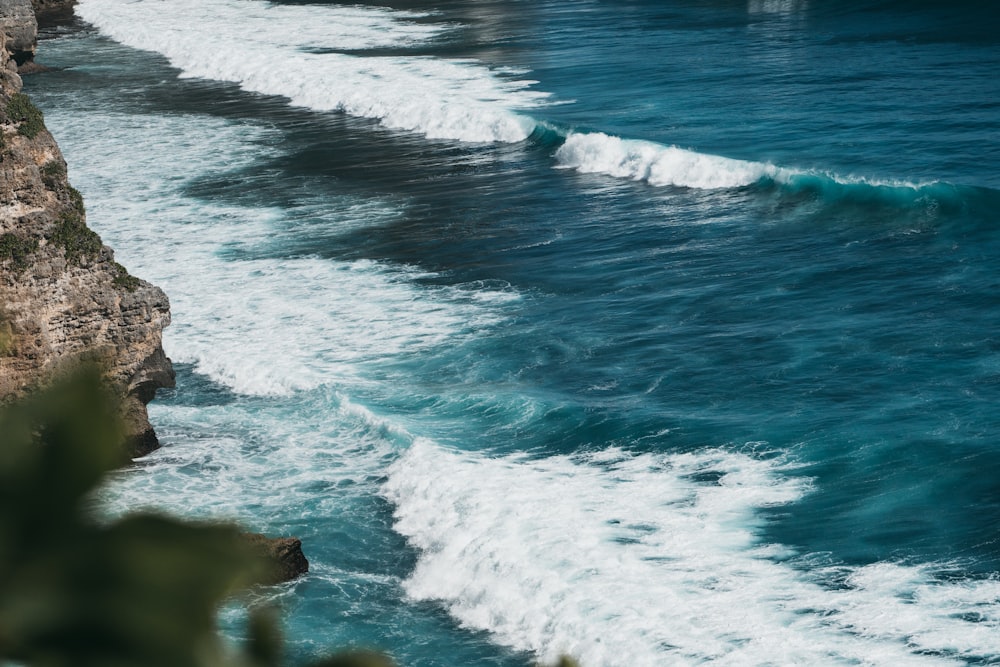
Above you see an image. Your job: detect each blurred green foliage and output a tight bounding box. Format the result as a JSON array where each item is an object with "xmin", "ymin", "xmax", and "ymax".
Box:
[
  {"xmin": 536, "ymin": 660, "xmax": 578, "ymax": 667},
  {"xmin": 0, "ymin": 368, "xmax": 394, "ymax": 667}
]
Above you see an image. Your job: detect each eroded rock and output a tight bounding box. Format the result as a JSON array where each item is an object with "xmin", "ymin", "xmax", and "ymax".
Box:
[
  {"xmin": 242, "ymin": 533, "xmax": 310, "ymax": 584},
  {"xmin": 0, "ymin": 0, "xmax": 37, "ymax": 68},
  {"xmin": 1, "ymin": 27, "xmax": 175, "ymax": 457}
]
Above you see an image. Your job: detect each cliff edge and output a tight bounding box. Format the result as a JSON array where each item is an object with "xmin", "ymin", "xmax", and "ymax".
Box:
[{"xmin": 0, "ymin": 8, "xmax": 175, "ymax": 457}]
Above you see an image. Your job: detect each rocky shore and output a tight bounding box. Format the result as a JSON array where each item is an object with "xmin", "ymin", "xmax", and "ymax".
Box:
[
  {"xmin": 1, "ymin": 0, "xmax": 308, "ymax": 583},
  {"xmin": 1, "ymin": 0, "xmax": 173, "ymax": 456}
]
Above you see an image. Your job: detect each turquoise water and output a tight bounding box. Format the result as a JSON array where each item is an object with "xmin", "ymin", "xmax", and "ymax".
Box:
[{"xmin": 26, "ymin": 1, "xmax": 1000, "ymax": 664}]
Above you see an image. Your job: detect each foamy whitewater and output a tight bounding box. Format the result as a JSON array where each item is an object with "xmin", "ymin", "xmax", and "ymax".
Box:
[
  {"xmin": 384, "ymin": 444, "xmax": 1000, "ymax": 666},
  {"xmin": 73, "ymin": 0, "xmax": 925, "ymax": 192},
  {"xmin": 28, "ymin": 0, "xmax": 1000, "ymax": 665},
  {"xmin": 554, "ymin": 133, "xmax": 790, "ymax": 189},
  {"xmin": 75, "ymin": 0, "xmax": 545, "ymax": 142}
]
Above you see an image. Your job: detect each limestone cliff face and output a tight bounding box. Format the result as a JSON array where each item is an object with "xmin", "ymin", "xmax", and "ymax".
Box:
[
  {"xmin": 0, "ymin": 23, "xmax": 174, "ymax": 457},
  {"xmin": 0, "ymin": 0, "xmax": 35, "ymax": 67}
]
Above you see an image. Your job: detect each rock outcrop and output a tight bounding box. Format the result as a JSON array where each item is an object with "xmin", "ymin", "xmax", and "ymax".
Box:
[
  {"xmin": 1, "ymin": 21, "xmax": 175, "ymax": 456},
  {"xmin": 30, "ymin": 0, "xmax": 75, "ymax": 15},
  {"xmin": 242, "ymin": 533, "xmax": 310, "ymax": 584},
  {"xmin": 0, "ymin": 0, "xmax": 35, "ymax": 67},
  {"xmin": 31, "ymin": 0, "xmax": 75, "ymax": 29}
]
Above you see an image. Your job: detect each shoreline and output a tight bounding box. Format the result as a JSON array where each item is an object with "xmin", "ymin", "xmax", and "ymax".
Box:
[{"xmin": 1, "ymin": 0, "xmax": 308, "ymax": 582}]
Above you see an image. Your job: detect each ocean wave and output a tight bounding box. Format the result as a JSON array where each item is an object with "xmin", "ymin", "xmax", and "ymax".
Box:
[
  {"xmin": 552, "ymin": 130, "xmax": 1000, "ymax": 220},
  {"xmin": 77, "ymin": 0, "xmax": 994, "ymax": 207},
  {"xmin": 76, "ymin": 0, "xmax": 546, "ymax": 143},
  {"xmin": 383, "ymin": 440, "xmax": 1000, "ymax": 666},
  {"xmin": 554, "ymin": 131, "xmax": 791, "ymax": 189}
]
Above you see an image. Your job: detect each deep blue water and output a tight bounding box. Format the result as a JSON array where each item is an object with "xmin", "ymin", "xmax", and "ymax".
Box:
[{"xmin": 26, "ymin": 1, "xmax": 1000, "ymax": 664}]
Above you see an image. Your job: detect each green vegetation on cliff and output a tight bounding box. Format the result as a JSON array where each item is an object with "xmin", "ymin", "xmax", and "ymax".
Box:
[
  {"xmin": 40, "ymin": 158, "xmax": 66, "ymax": 189},
  {"xmin": 0, "ymin": 231, "xmax": 38, "ymax": 272},
  {"xmin": 51, "ymin": 211, "xmax": 101, "ymax": 263},
  {"xmin": 4, "ymin": 92, "xmax": 45, "ymax": 139},
  {"xmin": 112, "ymin": 260, "xmax": 141, "ymax": 291},
  {"xmin": 50, "ymin": 204, "xmax": 102, "ymax": 265}
]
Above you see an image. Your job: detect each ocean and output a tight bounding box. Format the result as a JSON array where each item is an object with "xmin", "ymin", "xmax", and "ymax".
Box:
[{"xmin": 24, "ymin": 1, "xmax": 1000, "ymax": 664}]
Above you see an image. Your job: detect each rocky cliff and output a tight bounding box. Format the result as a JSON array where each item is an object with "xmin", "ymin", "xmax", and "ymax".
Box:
[
  {"xmin": 0, "ymin": 0, "xmax": 35, "ymax": 68},
  {"xmin": 1, "ymin": 9, "xmax": 174, "ymax": 457},
  {"xmin": 30, "ymin": 0, "xmax": 75, "ymax": 15},
  {"xmin": 0, "ymin": 0, "xmax": 75, "ymax": 68}
]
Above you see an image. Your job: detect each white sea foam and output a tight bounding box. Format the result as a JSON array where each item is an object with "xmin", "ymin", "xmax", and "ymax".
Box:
[
  {"xmin": 383, "ymin": 441, "xmax": 1000, "ymax": 666},
  {"xmin": 166, "ymin": 255, "xmax": 510, "ymax": 395},
  {"xmin": 75, "ymin": 0, "xmax": 545, "ymax": 142},
  {"xmin": 555, "ymin": 132, "xmax": 791, "ymax": 189},
  {"xmin": 101, "ymin": 388, "xmax": 404, "ymax": 523},
  {"xmin": 46, "ymin": 110, "xmax": 514, "ymax": 396}
]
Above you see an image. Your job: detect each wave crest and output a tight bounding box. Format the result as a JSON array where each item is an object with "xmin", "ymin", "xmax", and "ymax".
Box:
[{"xmin": 555, "ymin": 132, "xmax": 788, "ymax": 189}]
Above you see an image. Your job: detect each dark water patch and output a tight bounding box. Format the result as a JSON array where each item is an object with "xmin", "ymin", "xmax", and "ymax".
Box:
[
  {"xmin": 765, "ymin": 175, "xmax": 1000, "ymax": 226},
  {"xmin": 764, "ymin": 436, "xmax": 1000, "ymax": 572},
  {"xmin": 155, "ymin": 363, "xmax": 242, "ymax": 407}
]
